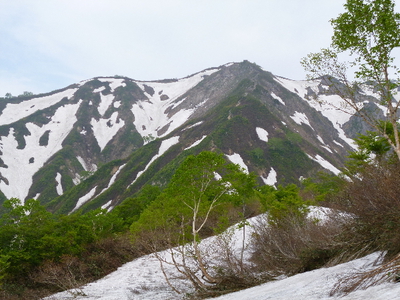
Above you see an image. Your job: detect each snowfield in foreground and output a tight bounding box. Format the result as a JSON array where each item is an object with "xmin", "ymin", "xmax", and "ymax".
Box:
[
  {"xmin": 45, "ymin": 252, "xmax": 400, "ymax": 300},
  {"xmin": 211, "ymin": 253, "xmax": 400, "ymax": 300},
  {"xmin": 45, "ymin": 214, "xmax": 400, "ymax": 300}
]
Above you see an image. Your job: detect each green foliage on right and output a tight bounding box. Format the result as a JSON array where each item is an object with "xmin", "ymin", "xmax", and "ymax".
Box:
[
  {"xmin": 345, "ymin": 127, "xmax": 394, "ymax": 176},
  {"xmin": 302, "ymin": 0, "xmax": 400, "ymax": 162}
]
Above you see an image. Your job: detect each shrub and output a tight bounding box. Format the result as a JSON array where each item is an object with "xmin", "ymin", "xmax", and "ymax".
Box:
[
  {"xmin": 250, "ymin": 209, "xmax": 345, "ymax": 276},
  {"xmin": 331, "ymin": 161, "xmax": 400, "ymax": 258},
  {"xmin": 326, "ymin": 161, "xmax": 400, "ymax": 295}
]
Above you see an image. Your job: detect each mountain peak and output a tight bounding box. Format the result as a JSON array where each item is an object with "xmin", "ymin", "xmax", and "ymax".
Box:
[{"xmin": 0, "ymin": 62, "xmax": 373, "ymax": 213}]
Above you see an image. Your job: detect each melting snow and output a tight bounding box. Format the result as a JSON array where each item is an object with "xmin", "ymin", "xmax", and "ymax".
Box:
[
  {"xmin": 71, "ymin": 186, "xmax": 97, "ymax": 213},
  {"xmin": 321, "ymin": 146, "xmax": 333, "ymax": 153},
  {"xmin": 93, "ymin": 86, "xmax": 106, "ymax": 93},
  {"xmin": 210, "ymin": 252, "xmax": 400, "ymax": 300},
  {"xmin": 107, "ymin": 163, "xmax": 126, "ymax": 188},
  {"xmin": 334, "ymin": 140, "xmax": 344, "ymax": 148},
  {"xmin": 261, "ymin": 167, "xmax": 277, "ymax": 187},
  {"xmin": 55, "ymin": 172, "xmax": 63, "ymax": 196},
  {"xmin": 91, "ymin": 112, "xmax": 125, "ymax": 151},
  {"xmin": 226, "ymin": 153, "xmax": 248, "ymax": 173},
  {"xmin": 45, "ymin": 213, "xmax": 400, "ymax": 300},
  {"xmin": 290, "ymin": 111, "xmax": 312, "ymax": 128},
  {"xmin": 0, "ymin": 88, "xmax": 78, "ymax": 126},
  {"xmin": 275, "ymin": 77, "xmax": 357, "ymax": 149},
  {"xmin": 256, "ymin": 127, "xmax": 269, "ymax": 142},
  {"xmin": 317, "ymin": 135, "xmax": 333, "ymax": 153},
  {"xmin": 184, "ymin": 135, "xmax": 207, "ymax": 150},
  {"xmin": 77, "ymin": 156, "xmax": 89, "ymax": 171},
  {"xmin": 271, "ymin": 91, "xmax": 285, "ymax": 105},
  {"xmin": 0, "ymin": 101, "xmax": 81, "ymax": 201},
  {"xmin": 307, "ymin": 154, "xmax": 341, "ymax": 175},
  {"xmin": 183, "ymin": 121, "xmax": 204, "ymax": 130},
  {"xmin": 101, "ymin": 200, "xmax": 113, "ymax": 212},
  {"xmin": 97, "ymin": 78, "xmax": 126, "ymax": 92},
  {"xmin": 97, "ymin": 93, "xmax": 115, "ymax": 117},
  {"xmin": 130, "ymin": 136, "xmax": 180, "ymax": 185},
  {"xmin": 72, "ymin": 175, "xmax": 82, "ymax": 186},
  {"xmin": 132, "ymin": 69, "xmax": 218, "ymax": 139},
  {"xmin": 97, "ymin": 163, "xmax": 128, "ymax": 198}
]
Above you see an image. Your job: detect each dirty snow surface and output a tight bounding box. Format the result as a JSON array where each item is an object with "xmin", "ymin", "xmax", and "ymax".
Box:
[{"xmin": 46, "ymin": 215, "xmax": 400, "ymax": 300}]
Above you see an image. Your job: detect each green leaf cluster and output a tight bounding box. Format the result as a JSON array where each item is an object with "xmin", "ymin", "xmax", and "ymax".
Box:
[
  {"xmin": 331, "ymin": 0, "xmax": 400, "ymax": 82},
  {"xmin": 257, "ymin": 184, "xmax": 309, "ymax": 224},
  {"xmin": 130, "ymin": 151, "xmax": 257, "ymax": 246},
  {"xmin": 0, "ymin": 198, "xmax": 124, "ymax": 282},
  {"xmin": 345, "ymin": 127, "xmax": 394, "ymax": 175}
]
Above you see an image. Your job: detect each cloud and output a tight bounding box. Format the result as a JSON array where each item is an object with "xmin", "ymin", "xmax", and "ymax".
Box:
[{"xmin": 0, "ymin": 0, "xmax": 347, "ymax": 95}]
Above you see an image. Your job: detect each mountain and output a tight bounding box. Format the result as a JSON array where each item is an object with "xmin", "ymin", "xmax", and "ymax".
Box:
[{"xmin": 0, "ymin": 61, "xmax": 379, "ymax": 214}]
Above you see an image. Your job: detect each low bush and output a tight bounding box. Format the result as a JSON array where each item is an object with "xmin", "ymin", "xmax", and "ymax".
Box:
[
  {"xmin": 330, "ymin": 162, "xmax": 400, "ymax": 258},
  {"xmin": 250, "ymin": 210, "xmax": 344, "ymax": 276},
  {"xmin": 0, "ymin": 197, "xmax": 138, "ymax": 299}
]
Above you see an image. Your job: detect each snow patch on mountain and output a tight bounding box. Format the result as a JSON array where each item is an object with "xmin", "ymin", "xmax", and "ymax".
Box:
[
  {"xmin": 307, "ymin": 154, "xmax": 341, "ymax": 175},
  {"xmin": 275, "ymin": 77, "xmax": 358, "ymax": 148},
  {"xmin": 130, "ymin": 136, "xmax": 180, "ymax": 185},
  {"xmin": 56, "ymin": 172, "xmax": 63, "ymax": 196},
  {"xmin": 291, "ymin": 111, "xmax": 312, "ymax": 128},
  {"xmin": 93, "ymin": 86, "xmax": 106, "ymax": 93},
  {"xmin": 183, "ymin": 121, "xmax": 203, "ymax": 130},
  {"xmin": 274, "ymin": 76, "xmax": 314, "ymax": 98},
  {"xmin": 0, "ymin": 88, "xmax": 78, "ymax": 126},
  {"xmin": 96, "ymin": 163, "xmax": 128, "ymax": 199},
  {"xmin": 317, "ymin": 135, "xmax": 333, "ymax": 153},
  {"xmin": 185, "ymin": 135, "xmax": 207, "ymax": 150},
  {"xmin": 271, "ymin": 91, "xmax": 285, "ymax": 105},
  {"xmin": 77, "ymin": 156, "xmax": 89, "ymax": 172},
  {"xmin": 46, "ymin": 211, "xmax": 400, "ymax": 300},
  {"xmin": 261, "ymin": 167, "xmax": 277, "ymax": 187},
  {"xmin": 0, "ymin": 101, "xmax": 81, "ymax": 201},
  {"xmin": 108, "ymin": 163, "xmax": 126, "ymax": 188},
  {"xmin": 132, "ymin": 69, "xmax": 219, "ymax": 139},
  {"xmin": 256, "ymin": 127, "xmax": 269, "ymax": 142},
  {"xmin": 97, "ymin": 93, "xmax": 115, "ymax": 116},
  {"xmin": 71, "ymin": 186, "xmax": 98, "ymax": 213},
  {"xmin": 226, "ymin": 153, "xmax": 248, "ymax": 173},
  {"xmin": 210, "ymin": 252, "xmax": 399, "ymax": 300},
  {"xmin": 101, "ymin": 200, "xmax": 113, "ymax": 212},
  {"xmin": 91, "ymin": 112, "xmax": 125, "ymax": 151},
  {"xmin": 97, "ymin": 78, "xmax": 126, "ymax": 92}
]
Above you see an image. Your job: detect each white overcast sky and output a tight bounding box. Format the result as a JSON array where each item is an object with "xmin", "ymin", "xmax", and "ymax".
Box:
[{"xmin": 0, "ymin": 0, "xmax": 356, "ymax": 96}]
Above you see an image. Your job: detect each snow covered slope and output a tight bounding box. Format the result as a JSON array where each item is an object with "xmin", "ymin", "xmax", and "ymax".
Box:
[
  {"xmin": 0, "ymin": 67, "xmax": 221, "ymax": 204},
  {"xmin": 45, "ymin": 218, "xmax": 400, "ymax": 300},
  {"xmin": 0, "ymin": 61, "xmax": 381, "ymax": 212}
]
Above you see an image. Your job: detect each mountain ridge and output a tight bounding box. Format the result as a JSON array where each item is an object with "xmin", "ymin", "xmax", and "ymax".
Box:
[{"xmin": 0, "ymin": 61, "xmax": 378, "ymax": 214}]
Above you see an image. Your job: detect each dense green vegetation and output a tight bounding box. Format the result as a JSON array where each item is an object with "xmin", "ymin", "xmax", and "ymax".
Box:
[
  {"xmin": 0, "ymin": 197, "xmax": 137, "ymax": 299},
  {"xmin": 1, "ymin": 135, "xmax": 400, "ymax": 298},
  {"xmin": 0, "ymin": 150, "xmax": 312, "ymax": 298}
]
